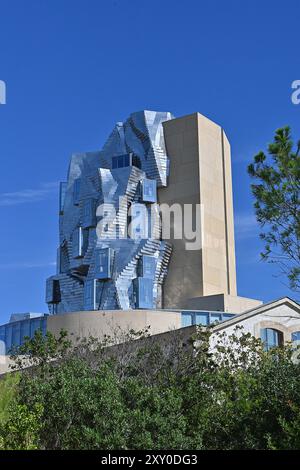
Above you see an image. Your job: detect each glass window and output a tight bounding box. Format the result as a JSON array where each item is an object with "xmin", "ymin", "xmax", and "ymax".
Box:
[
  {"xmin": 124, "ymin": 154, "xmax": 130, "ymax": 167},
  {"xmin": 29, "ymin": 318, "xmax": 45, "ymax": 339},
  {"xmin": 41, "ymin": 318, "xmax": 47, "ymax": 337},
  {"xmin": 59, "ymin": 182, "xmax": 67, "ymax": 214},
  {"xmin": 133, "ymin": 278, "xmax": 153, "ymax": 309},
  {"xmin": 112, "ymin": 157, "xmax": 118, "ymax": 169},
  {"xmin": 98, "ymin": 255, "xmax": 104, "ymax": 273},
  {"xmin": 182, "ymin": 313, "xmax": 193, "ymax": 327},
  {"xmin": 118, "ymin": 155, "xmax": 123, "ymax": 168},
  {"xmin": 84, "ymin": 279, "xmax": 97, "ymax": 310},
  {"xmin": 0, "ymin": 326, "xmax": 5, "ymax": 355},
  {"xmin": 46, "ymin": 278, "xmax": 61, "ymax": 304},
  {"xmin": 20, "ymin": 320, "xmax": 30, "ymax": 345},
  {"xmin": 292, "ymin": 331, "xmax": 300, "ymax": 342},
  {"xmin": 82, "ymin": 199, "xmax": 96, "ymax": 228},
  {"xmin": 46, "ymin": 278, "xmax": 54, "ymax": 302},
  {"xmin": 56, "ymin": 247, "xmax": 62, "ymax": 274},
  {"xmin": 12, "ymin": 322, "xmax": 21, "ymax": 348},
  {"xmin": 210, "ymin": 313, "xmax": 222, "ymax": 324},
  {"xmin": 95, "ymin": 248, "xmax": 112, "ymax": 280},
  {"xmin": 195, "ymin": 313, "xmax": 209, "ymax": 326},
  {"xmin": 166, "ymin": 158, "xmax": 170, "ymax": 177},
  {"xmin": 142, "ymin": 179, "xmax": 157, "ymax": 203},
  {"xmin": 72, "ymin": 227, "xmax": 83, "ymax": 258},
  {"xmin": 74, "ymin": 228, "xmax": 85, "ymax": 255},
  {"xmin": 73, "ymin": 178, "xmax": 81, "ymax": 205},
  {"xmin": 0, "ymin": 336, "xmax": 5, "ymax": 357},
  {"xmin": 6, "ymin": 325, "xmax": 12, "ymax": 352},
  {"xmin": 84, "ymin": 200, "xmax": 91, "ymax": 217},
  {"xmin": 261, "ymin": 328, "xmax": 283, "ymax": 351},
  {"xmin": 129, "ymin": 204, "xmax": 148, "ymax": 239},
  {"xmin": 139, "ymin": 255, "xmax": 156, "ymax": 279},
  {"xmin": 222, "ymin": 313, "xmax": 235, "ymax": 321},
  {"xmin": 30, "ymin": 318, "xmax": 39, "ymax": 338},
  {"xmin": 0, "ymin": 325, "xmax": 5, "ymax": 343},
  {"xmin": 112, "ymin": 154, "xmax": 133, "ymax": 170},
  {"xmin": 292, "ymin": 331, "xmax": 300, "ymax": 349}
]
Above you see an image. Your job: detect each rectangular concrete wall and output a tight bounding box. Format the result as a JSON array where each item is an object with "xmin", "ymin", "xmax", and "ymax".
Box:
[
  {"xmin": 47, "ymin": 309, "xmax": 182, "ymax": 344},
  {"xmin": 160, "ymin": 112, "xmax": 237, "ymax": 309},
  {"xmin": 185, "ymin": 294, "xmax": 262, "ymax": 313},
  {"xmin": 160, "ymin": 113, "xmax": 203, "ymax": 308}
]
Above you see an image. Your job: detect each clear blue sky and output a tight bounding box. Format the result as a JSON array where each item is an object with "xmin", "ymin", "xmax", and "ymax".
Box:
[{"xmin": 0, "ymin": 0, "xmax": 300, "ymax": 324}]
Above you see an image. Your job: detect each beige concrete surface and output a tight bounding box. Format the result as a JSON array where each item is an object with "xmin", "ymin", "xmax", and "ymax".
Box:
[
  {"xmin": 47, "ymin": 309, "xmax": 182, "ymax": 343},
  {"xmin": 160, "ymin": 112, "xmax": 237, "ymax": 309},
  {"xmin": 185, "ymin": 293, "xmax": 262, "ymax": 313}
]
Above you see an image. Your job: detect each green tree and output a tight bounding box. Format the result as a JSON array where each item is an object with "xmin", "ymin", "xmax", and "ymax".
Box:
[
  {"xmin": 3, "ymin": 326, "xmax": 300, "ymax": 450},
  {"xmin": 0, "ymin": 403, "xmax": 43, "ymax": 450},
  {"xmin": 0, "ymin": 373, "xmax": 19, "ymax": 424},
  {"xmin": 0, "ymin": 373, "xmax": 42, "ymax": 450},
  {"xmin": 248, "ymin": 126, "xmax": 300, "ymax": 290}
]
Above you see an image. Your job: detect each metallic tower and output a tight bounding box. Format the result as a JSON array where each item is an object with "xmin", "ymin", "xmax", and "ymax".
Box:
[{"xmin": 46, "ymin": 111, "xmax": 173, "ymax": 313}]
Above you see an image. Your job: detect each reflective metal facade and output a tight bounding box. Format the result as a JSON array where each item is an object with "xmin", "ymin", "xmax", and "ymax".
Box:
[{"xmin": 46, "ymin": 111, "xmax": 174, "ymax": 313}]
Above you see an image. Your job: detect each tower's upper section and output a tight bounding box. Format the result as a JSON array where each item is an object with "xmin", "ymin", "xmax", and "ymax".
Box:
[
  {"xmin": 67, "ymin": 110, "xmax": 174, "ymax": 192},
  {"xmin": 99, "ymin": 110, "xmax": 173, "ymax": 187}
]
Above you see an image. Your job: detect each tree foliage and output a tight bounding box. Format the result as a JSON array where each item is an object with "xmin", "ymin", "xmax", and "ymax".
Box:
[
  {"xmin": 1, "ymin": 327, "xmax": 300, "ymax": 450},
  {"xmin": 248, "ymin": 126, "xmax": 300, "ymax": 290},
  {"xmin": 0, "ymin": 403, "xmax": 43, "ymax": 450},
  {"xmin": 0, "ymin": 373, "xmax": 19, "ymax": 424},
  {"xmin": 0, "ymin": 373, "xmax": 42, "ymax": 450}
]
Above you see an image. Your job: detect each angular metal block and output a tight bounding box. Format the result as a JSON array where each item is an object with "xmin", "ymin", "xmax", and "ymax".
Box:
[
  {"xmin": 138, "ymin": 255, "xmax": 156, "ymax": 278},
  {"xmin": 94, "ymin": 248, "xmax": 113, "ymax": 280},
  {"xmin": 141, "ymin": 178, "xmax": 157, "ymax": 203},
  {"xmin": 133, "ymin": 277, "xmax": 154, "ymax": 309}
]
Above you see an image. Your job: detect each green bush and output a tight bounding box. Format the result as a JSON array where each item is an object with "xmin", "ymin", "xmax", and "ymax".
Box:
[{"xmin": 2, "ymin": 327, "xmax": 300, "ymax": 450}]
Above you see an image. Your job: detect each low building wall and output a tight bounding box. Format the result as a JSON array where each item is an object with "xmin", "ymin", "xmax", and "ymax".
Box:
[
  {"xmin": 212, "ymin": 300, "xmax": 300, "ymax": 343},
  {"xmin": 0, "ymin": 309, "xmax": 181, "ymax": 375},
  {"xmin": 47, "ymin": 309, "xmax": 182, "ymax": 343},
  {"xmin": 186, "ymin": 294, "xmax": 262, "ymax": 313}
]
